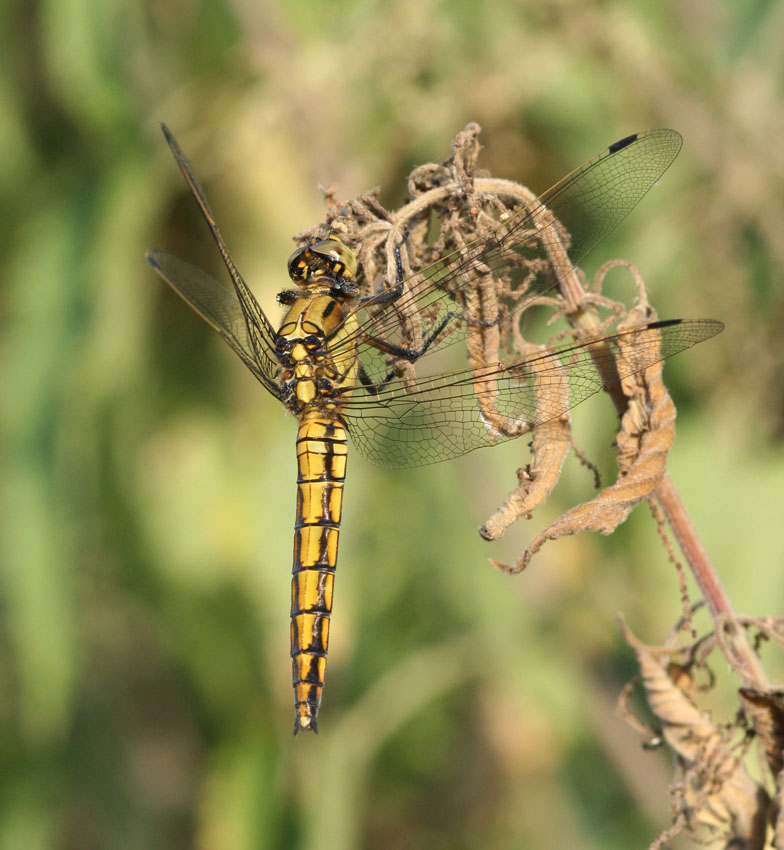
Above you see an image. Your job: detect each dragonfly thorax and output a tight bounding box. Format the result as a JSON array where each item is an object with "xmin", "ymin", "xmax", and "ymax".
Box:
[{"xmin": 276, "ymin": 294, "xmax": 361, "ymax": 415}]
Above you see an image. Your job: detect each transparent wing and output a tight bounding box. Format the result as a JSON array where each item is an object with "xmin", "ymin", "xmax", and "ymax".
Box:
[
  {"xmin": 339, "ymin": 319, "xmax": 723, "ymax": 468},
  {"xmin": 149, "ymin": 124, "xmax": 281, "ymax": 397},
  {"xmin": 147, "ymin": 249, "xmax": 281, "ymax": 398},
  {"xmin": 333, "ymin": 130, "xmax": 684, "ymax": 381}
]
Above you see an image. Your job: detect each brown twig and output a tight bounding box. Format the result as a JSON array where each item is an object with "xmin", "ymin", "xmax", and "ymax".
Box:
[{"xmin": 554, "ymin": 254, "xmax": 770, "ymax": 691}]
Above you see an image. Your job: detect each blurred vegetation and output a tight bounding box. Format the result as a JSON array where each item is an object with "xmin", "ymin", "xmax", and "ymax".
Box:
[{"xmin": 1, "ymin": 0, "xmax": 783, "ymax": 848}]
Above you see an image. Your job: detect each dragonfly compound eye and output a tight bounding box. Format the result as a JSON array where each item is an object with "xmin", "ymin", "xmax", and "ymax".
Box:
[
  {"xmin": 287, "ymin": 236, "xmax": 358, "ymax": 285},
  {"xmin": 287, "ymin": 247, "xmax": 312, "ymax": 283}
]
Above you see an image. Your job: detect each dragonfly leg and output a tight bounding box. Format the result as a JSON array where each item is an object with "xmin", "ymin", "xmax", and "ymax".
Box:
[
  {"xmin": 356, "ymin": 229, "xmax": 410, "ymax": 308},
  {"xmin": 393, "ymin": 227, "xmax": 410, "ymax": 284},
  {"xmin": 277, "ymin": 289, "xmax": 300, "ymax": 305},
  {"xmin": 357, "ymin": 283, "xmax": 404, "ymax": 308},
  {"xmin": 352, "ymin": 313, "xmax": 464, "ymax": 395},
  {"xmin": 357, "ymin": 362, "xmax": 386, "ymax": 395},
  {"xmin": 350, "ymin": 305, "xmax": 497, "ymax": 397},
  {"xmin": 361, "ymin": 307, "xmax": 494, "ymax": 361}
]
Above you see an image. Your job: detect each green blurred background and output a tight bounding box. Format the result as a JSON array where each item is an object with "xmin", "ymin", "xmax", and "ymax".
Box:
[{"xmin": 1, "ymin": 0, "xmax": 783, "ymax": 847}]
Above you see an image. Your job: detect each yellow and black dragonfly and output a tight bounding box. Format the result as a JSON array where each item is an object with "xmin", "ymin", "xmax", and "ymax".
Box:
[{"xmin": 147, "ymin": 126, "xmax": 722, "ymax": 733}]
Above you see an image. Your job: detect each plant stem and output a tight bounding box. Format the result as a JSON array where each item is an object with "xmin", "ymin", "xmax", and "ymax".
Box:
[
  {"xmin": 557, "ymin": 266, "xmax": 769, "ymax": 689},
  {"xmin": 655, "ymin": 473, "xmax": 769, "ymax": 689}
]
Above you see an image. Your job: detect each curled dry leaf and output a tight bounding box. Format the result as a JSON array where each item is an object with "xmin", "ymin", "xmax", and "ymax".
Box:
[
  {"xmin": 493, "ymin": 303, "xmax": 675, "ymax": 574},
  {"xmin": 478, "ymin": 413, "xmax": 571, "ymax": 543},
  {"xmin": 479, "ymin": 333, "xmax": 572, "ymax": 542},
  {"xmin": 618, "ymin": 617, "xmax": 770, "ymax": 849}
]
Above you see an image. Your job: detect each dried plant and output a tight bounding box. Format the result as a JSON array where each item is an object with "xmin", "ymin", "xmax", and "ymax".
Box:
[
  {"xmin": 618, "ymin": 615, "xmax": 784, "ymax": 849},
  {"xmin": 293, "ymin": 124, "xmax": 780, "ymax": 846}
]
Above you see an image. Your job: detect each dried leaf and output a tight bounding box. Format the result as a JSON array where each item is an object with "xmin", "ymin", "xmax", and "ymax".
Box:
[
  {"xmin": 479, "ymin": 414, "xmax": 571, "ymax": 543},
  {"xmin": 619, "ymin": 618, "xmax": 770, "ymax": 849},
  {"xmin": 495, "ymin": 313, "xmax": 675, "ymax": 574},
  {"xmin": 738, "ymin": 687, "xmax": 784, "ymax": 778},
  {"xmin": 479, "ymin": 333, "xmax": 572, "ymax": 543}
]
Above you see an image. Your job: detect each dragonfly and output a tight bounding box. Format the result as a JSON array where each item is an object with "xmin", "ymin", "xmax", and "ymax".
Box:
[{"xmin": 147, "ymin": 125, "xmax": 723, "ymax": 733}]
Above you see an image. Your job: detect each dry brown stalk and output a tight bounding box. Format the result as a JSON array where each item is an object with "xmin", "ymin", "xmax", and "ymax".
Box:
[{"xmin": 295, "ymin": 124, "xmax": 780, "ymax": 846}]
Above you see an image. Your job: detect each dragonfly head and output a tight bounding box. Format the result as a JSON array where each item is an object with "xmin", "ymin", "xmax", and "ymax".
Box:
[{"xmin": 287, "ymin": 235, "xmax": 359, "ymax": 294}]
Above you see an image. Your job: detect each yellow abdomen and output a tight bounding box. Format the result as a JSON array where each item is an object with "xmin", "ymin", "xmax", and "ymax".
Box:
[{"xmin": 290, "ymin": 411, "xmax": 348, "ymax": 733}]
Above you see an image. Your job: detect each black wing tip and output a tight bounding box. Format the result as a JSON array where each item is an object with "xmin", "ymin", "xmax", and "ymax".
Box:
[
  {"xmin": 648, "ymin": 317, "xmax": 682, "ymax": 329},
  {"xmin": 160, "ymin": 122, "xmax": 173, "ymax": 141},
  {"xmin": 607, "ymin": 128, "xmax": 683, "ymax": 156},
  {"xmin": 608, "ymin": 133, "xmax": 639, "ymax": 154},
  {"xmin": 647, "ymin": 317, "xmax": 725, "ymax": 335}
]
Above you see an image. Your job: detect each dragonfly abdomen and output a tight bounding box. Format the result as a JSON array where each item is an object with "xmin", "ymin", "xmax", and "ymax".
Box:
[{"xmin": 290, "ymin": 412, "xmax": 348, "ymax": 733}]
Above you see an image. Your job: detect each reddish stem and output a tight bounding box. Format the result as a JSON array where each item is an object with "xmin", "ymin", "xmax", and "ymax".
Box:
[
  {"xmin": 557, "ymin": 268, "xmax": 769, "ymax": 689},
  {"xmin": 655, "ymin": 473, "xmax": 769, "ymax": 689}
]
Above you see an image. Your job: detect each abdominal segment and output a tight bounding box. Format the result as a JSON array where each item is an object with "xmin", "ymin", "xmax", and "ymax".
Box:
[{"xmin": 290, "ymin": 413, "xmax": 347, "ymax": 733}]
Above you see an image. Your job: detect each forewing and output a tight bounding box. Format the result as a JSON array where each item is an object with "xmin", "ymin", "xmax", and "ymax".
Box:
[
  {"xmin": 340, "ymin": 319, "xmax": 723, "ymax": 468},
  {"xmin": 147, "ymin": 249, "xmax": 281, "ymax": 398},
  {"xmin": 334, "ymin": 130, "xmax": 683, "ymax": 380}
]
